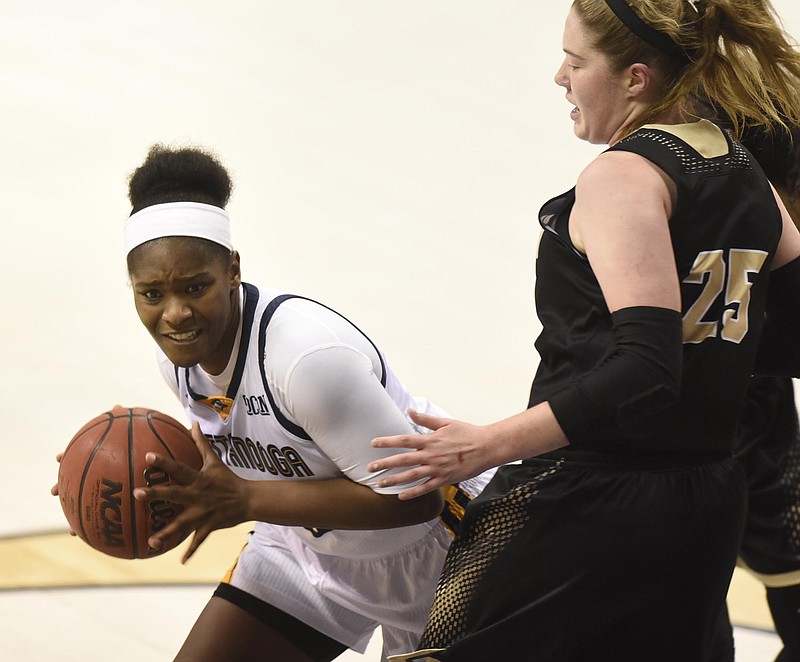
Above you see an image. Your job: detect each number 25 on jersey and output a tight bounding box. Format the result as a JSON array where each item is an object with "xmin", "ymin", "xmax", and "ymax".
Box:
[{"xmin": 682, "ymin": 248, "xmax": 768, "ymax": 345}]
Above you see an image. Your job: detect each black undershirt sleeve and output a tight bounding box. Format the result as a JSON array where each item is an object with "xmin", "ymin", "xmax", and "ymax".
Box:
[
  {"xmin": 754, "ymin": 255, "xmax": 800, "ymax": 377},
  {"xmin": 547, "ymin": 305, "xmax": 683, "ymax": 444}
]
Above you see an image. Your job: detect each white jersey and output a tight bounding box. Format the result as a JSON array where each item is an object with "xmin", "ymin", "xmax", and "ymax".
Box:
[{"xmin": 158, "ymin": 283, "xmax": 490, "ymax": 557}]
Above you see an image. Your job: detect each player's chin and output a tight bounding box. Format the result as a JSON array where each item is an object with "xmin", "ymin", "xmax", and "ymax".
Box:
[
  {"xmin": 164, "ymin": 354, "xmax": 201, "ymax": 369},
  {"xmin": 572, "ymin": 122, "xmax": 588, "ymax": 142},
  {"xmin": 157, "ymin": 339, "xmax": 205, "ymax": 368}
]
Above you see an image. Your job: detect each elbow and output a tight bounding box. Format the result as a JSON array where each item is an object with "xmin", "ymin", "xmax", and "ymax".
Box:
[
  {"xmin": 375, "ymin": 488, "xmax": 445, "ymax": 527},
  {"xmin": 617, "ymin": 368, "xmax": 681, "ymax": 420},
  {"xmin": 401, "ymin": 489, "xmax": 446, "ymax": 525},
  {"xmin": 632, "ymin": 381, "xmax": 680, "ymax": 417},
  {"xmin": 654, "ymin": 359, "xmax": 682, "ymax": 411},
  {"xmin": 420, "ymin": 489, "xmax": 446, "ymax": 522}
]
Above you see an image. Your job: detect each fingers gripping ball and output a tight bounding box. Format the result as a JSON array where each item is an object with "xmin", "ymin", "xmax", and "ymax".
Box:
[{"xmin": 57, "ymin": 406, "xmax": 202, "ymax": 559}]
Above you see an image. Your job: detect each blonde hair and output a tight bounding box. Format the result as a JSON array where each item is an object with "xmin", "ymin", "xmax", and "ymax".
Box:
[{"xmin": 572, "ymin": 0, "xmax": 800, "ymax": 138}]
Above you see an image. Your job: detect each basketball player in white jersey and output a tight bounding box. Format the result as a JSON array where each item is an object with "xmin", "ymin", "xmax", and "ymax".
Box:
[{"xmin": 118, "ymin": 144, "xmax": 494, "ymax": 662}]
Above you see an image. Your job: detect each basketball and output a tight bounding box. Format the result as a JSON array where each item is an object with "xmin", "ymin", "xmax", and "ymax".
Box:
[{"xmin": 57, "ymin": 405, "xmax": 203, "ymax": 559}]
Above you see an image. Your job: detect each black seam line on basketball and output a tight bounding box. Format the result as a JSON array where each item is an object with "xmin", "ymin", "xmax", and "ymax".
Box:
[
  {"xmin": 127, "ymin": 408, "xmax": 139, "ymax": 558},
  {"xmin": 77, "ymin": 413, "xmax": 115, "ymax": 545},
  {"xmin": 61, "ymin": 418, "xmax": 108, "ymax": 460},
  {"xmin": 146, "ymin": 411, "xmax": 179, "ymax": 460}
]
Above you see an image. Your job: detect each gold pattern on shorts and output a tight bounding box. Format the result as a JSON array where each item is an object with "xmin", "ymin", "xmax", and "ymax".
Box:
[
  {"xmin": 782, "ymin": 441, "xmax": 800, "ymax": 553},
  {"xmin": 419, "ymin": 462, "xmax": 562, "ymax": 649}
]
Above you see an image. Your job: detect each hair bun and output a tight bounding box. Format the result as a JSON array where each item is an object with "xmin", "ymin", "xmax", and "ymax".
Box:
[{"xmin": 128, "ymin": 144, "xmax": 233, "ymax": 212}]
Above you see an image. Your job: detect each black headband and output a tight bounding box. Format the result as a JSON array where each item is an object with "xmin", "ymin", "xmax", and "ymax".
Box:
[{"xmin": 604, "ymin": 0, "xmax": 689, "ymax": 64}]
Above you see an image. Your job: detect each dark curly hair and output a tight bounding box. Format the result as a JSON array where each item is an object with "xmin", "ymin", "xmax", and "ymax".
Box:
[
  {"xmin": 128, "ymin": 143, "xmax": 233, "ymax": 212},
  {"xmin": 126, "ymin": 144, "xmax": 235, "ymax": 271}
]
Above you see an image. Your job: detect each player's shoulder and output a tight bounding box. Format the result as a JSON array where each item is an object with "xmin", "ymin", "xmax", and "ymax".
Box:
[
  {"xmin": 249, "ymin": 286, "xmax": 340, "ymax": 340},
  {"xmin": 261, "ymin": 295, "xmax": 377, "ymax": 381},
  {"xmin": 576, "ymin": 149, "xmax": 670, "ymax": 208},
  {"xmin": 264, "ymin": 295, "xmax": 356, "ymax": 341},
  {"xmin": 578, "ymin": 149, "xmax": 651, "ymax": 184}
]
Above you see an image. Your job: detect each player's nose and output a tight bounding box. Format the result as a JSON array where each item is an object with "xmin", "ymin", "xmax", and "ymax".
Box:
[{"xmin": 161, "ymin": 296, "xmax": 193, "ymax": 325}]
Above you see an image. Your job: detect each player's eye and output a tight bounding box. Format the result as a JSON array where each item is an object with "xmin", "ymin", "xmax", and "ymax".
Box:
[
  {"xmin": 187, "ymin": 283, "xmax": 207, "ymax": 295},
  {"xmin": 140, "ymin": 289, "xmax": 162, "ymax": 301}
]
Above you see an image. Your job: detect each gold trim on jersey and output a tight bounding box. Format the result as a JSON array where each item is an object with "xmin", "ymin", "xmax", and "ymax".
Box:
[
  {"xmin": 642, "ymin": 119, "xmax": 729, "ymax": 159},
  {"xmin": 220, "ymin": 532, "xmax": 253, "ymax": 583},
  {"xmin": 197, "ymin": 395, "xmax": 235, "ymax": 421}
]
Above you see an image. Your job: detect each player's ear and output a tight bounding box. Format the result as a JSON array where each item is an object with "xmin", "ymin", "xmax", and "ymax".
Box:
[
  {"xmin": 627, "ymin": 62, "xmax": 653, "ymax": 98},
  {"xmin": 229, "ymin": 250, "xmax": 242, "ymax": 287}
]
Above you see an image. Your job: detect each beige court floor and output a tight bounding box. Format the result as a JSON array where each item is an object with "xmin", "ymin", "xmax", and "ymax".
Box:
[
  {"xmin": 3, "ymin": 1, "xmax": 800, "ymax": 660},
  {"xmin": 0, "ymin": 525, "xmax": 785, "ymax": 660}
]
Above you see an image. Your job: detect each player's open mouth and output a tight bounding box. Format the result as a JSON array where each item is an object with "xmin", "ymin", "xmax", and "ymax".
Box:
[{"xmin": 166, "ymin": 330, "xmax": 201, "ymax": 342}]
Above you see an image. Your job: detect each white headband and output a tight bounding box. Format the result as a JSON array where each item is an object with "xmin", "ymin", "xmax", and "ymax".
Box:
[{"xmin": 124, "ymin": 201, "xmax": 233, "ymax": 254}]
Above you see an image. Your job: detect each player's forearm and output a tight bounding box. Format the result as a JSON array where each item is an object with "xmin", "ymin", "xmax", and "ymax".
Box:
[
  {"xmin": 484, "ymin": 402, "xmax": 570, "ymax": 464},
  {"xmin": 243, "ymin": 477, "xmax": 444, "ymax": 530}
]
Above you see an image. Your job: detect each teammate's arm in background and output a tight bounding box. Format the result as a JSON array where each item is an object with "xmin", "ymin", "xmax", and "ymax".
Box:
[{"xmin": 755, "ymin": 184, "xmax": 800, "ymax": 377}]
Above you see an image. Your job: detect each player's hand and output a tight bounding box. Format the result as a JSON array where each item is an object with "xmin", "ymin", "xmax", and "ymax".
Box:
[
  {"xmin": 50, "ymin": 452, "xmax": 64, "ymax": 496},
  {"xmin": 370, "ymin": 409, "xmax": 497, "ymax": 500},
  {"xmin": 51, "ymin": 452, "xmax": 78, "ymax": 536},
  {"xmin": 133, "ymin": 423, "xmax": 249, "ymax": 564}
]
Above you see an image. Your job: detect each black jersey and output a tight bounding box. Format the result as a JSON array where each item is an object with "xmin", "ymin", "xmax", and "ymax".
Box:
[{"xmin": 530, "ymin": 121, "xmax": 783, "ymax": 454}]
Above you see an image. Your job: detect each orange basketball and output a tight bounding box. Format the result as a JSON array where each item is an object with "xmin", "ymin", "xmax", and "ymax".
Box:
[{"xmin": 57, "ymin": 405, "xmax": 202, "ymax": 559}]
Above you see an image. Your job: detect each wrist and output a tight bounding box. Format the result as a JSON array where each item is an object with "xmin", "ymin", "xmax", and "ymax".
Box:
[
  {"xmin": 486, "ymin": 403, "xmax": 569, "ymax": 463},
  {"xmin": 237, "ymin": 475, "xmax": 259, "ymax": 522},
  {"xmin": 484, "ymin": 420, "xmax": 518, "ymax": 466}
]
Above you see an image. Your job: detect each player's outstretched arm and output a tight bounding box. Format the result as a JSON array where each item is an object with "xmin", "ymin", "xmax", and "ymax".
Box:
[
  {"xmin": 370, "ymin": 405, "xmax": 570, "ymax": 500},
  {"xmin": 371, "ymin": 153, "xmax": 687, "ymax": 501},
  {"xmin": 369, "ymin": 410, "xmax": 495, "ymax": 500}
]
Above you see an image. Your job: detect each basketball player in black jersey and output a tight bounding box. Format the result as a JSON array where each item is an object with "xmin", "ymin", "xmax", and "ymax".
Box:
[
  {"xmin": 368, "ymin": 1, "xmax": 800, "ymax": 660},
  {"xmin": 712, "ymin": 124, "xmax": 800, "ymax": 662}
]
